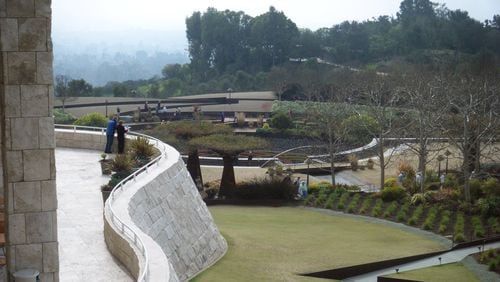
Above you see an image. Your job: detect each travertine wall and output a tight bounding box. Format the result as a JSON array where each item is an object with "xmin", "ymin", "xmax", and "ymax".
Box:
[
  {"xmin": 129, "ymin": 157, "xmax": 227, "ymax": 281},
  {"xmin": 0, "ymin": 0, "xmax": 59, "ymax": 281}
]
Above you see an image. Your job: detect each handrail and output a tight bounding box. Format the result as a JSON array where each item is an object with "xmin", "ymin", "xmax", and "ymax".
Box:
[{"xmin": 55, "ymin": 124, "xmax": 168, "ymax": 282}]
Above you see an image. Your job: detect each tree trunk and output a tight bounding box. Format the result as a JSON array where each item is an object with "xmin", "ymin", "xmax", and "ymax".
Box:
[
  {"xmin": 379, "ymin": 138, "xmax": 385, "ymax": 189},
  {"xmin": 328, "ymin": 126, "xmax": 336, "ymax": 188},
  {"xmin": 220, "ymin": 154, "xmax": 236, "ymax": 198},
  {"xmin": 418, "ymin": 146, "xmax": 427, "ymax": 193},
  {"xmin": 186, "ymin": 148, "xmax": 203, "ymax": 191}
]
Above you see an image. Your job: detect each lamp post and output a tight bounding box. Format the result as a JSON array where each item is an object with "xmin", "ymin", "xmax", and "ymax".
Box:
[
  {"xmin": 105, "ymin": 99, "xmax": 108, "ymax": 117},
  {"xmin": 437, "ymin": 155, "xmax": 444, "ymax": 176}
]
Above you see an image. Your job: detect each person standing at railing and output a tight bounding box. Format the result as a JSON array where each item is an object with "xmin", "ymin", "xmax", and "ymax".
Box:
[
  {"xmin": 104, "ymin": 116, "xmax": 117, "ymax": 153},
  {"xmin": 117, "ymin": 120, "xmax": 128, "ymax": 154}
]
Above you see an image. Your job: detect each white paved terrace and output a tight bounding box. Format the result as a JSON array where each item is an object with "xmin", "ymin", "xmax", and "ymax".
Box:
[{"xmin": 56, "ymin": 148, "xmax": 133, "ymax": 282}]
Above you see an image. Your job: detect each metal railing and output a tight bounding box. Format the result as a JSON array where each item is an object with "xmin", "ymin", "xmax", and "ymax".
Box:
[{"xmin": 55, "ymin": 124, "xmax": 169, "ymax": 282}]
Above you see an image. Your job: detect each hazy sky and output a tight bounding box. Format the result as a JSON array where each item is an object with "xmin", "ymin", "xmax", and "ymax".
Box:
[{"xmin": 52, "ymin": 0, "xmax": 499, "ymax": 52}]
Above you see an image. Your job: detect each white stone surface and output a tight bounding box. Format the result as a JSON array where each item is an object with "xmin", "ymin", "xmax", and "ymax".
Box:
[{"xmin": 56, "ymin": 148, "xmax": 132, "ymax": 282}]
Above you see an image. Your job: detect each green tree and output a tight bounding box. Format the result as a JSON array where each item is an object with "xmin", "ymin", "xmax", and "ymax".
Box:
[
  {"xmin": 189, "ymin": 134, "xmax": 268, "ymax": 197},
  {"xmin": 249, "ymin": 6, "xmax": 299, "ymax": 70},
  {"xmin": 68, "ymin": 79, "xmax": 93, "ymax": 97}
]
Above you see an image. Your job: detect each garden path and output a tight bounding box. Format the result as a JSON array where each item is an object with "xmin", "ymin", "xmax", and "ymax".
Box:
[
  {"xmin": 56, "ymin": 148, "xmax": 133, "ymax": 282},
  {"xmin": 345, "ymin": 241, "xmax": 500, "ymax": 281}
]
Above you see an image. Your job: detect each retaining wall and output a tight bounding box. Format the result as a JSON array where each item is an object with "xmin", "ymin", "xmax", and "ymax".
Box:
[
  {"xmin": 128, "ymin": 157, "xmax": 227, "ymax": 281},
  {"xmin": 55, "ymin": 129, "xmax": 227, "ymax": 281}
]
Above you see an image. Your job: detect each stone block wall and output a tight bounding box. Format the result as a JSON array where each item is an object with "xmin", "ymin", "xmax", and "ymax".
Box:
[
  {"xmin": 0, "ymin": 0, "xmax": 59, "ymax": 281},
  {"xmin": 129, "ymin": 157, "xmax": 227, "ymax": 281}
]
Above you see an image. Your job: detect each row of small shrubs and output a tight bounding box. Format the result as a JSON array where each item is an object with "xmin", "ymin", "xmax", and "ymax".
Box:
[
  {"xmin": 383, "ymin": 201, "xmax": 398, "ymax": 218},
  {"xmin": 396, "ymin": 202, "xmax": 410, "ymax": 222},
  {"xmin": 438, "ymin": 210, "xmax": 451, "ymax": 234},
  {"xmin": 408, "ymin": 205, "xmax": 424, "ymax": 226},
  {"xmin": 347, "ymin": 194, "xmax": 361, "ymax": 213},
  {"xmin": 372, "ymin": 199, "xmax": 384, "ymax": 217},
  {"xmin": 454, "ymin": 212, "xmax": 465, "ymax": 243},
  {"xmin": 359, "ymin": 198, "xmax": 373, "ymax": 214},
  {"xmin": 471, "ymin": 216, "xmax": 485, "ymax": 239},
  {"xmin": 422, "ymin": 206, "xmax": 438, "ymax": 230}
]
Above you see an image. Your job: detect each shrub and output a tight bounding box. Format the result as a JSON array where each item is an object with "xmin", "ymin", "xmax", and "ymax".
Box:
[
  {"xmin": 73, "ymin": 112, "xmax": 107, "ymax": 127},
  {"xmin": 315, "ymin": 192, "xmax": 328, "ymax": 207},
  {"xmin": 408, "ymin": 205, "xmax": 424, "ymax": 226},
  {"xmin": 269, "ymin": 112, "xmax": 293, "ymax": 130},
  {"xmin": 383, "ymin": 201, "xmax": 399, "ymax": 218},
  {"xmin": 410, "ymin": 193, "xmax": 427, "ymax": 206},
  {"xmin": 111, "ymin": 154, "xmax": 134, "ymax": 173},
  {"xmin": 454, "ymin": 212, "xmax": 465, "ymax": 242},
  {"xmin": 367, "ymin": 158, "xmax": 375, "ymax": 169},
  {"xmin": 234, "ymin": 177, "xmax": 296, "ymax": 200},
  {"xmin": 384, "ymin": 178, "xmax": 398, "ymax": 188},
  {"xmin": 482, "ymin": 178, "xmax": 500, "ymax": 197},
  {"xmin": 488, "ymin": 217, "xmax": 500, "ymax": 234},
  {"xmin": 488, "ymin": 261, "xmax": 497, "ymax": 271},
  {"xmin": 236, "ymin": 112, "xmax": 246, "ymax": 127},
  {"xmin": 337, "ymin": 193, "xmax": 350, "ymax": 211},
  {"xmin": 471, "ymin": 216, "xmax": 485, "ymax": 238},
  {"xmin": 324, "ymin": 193, "xmax": 338, "ymax": 209},
  {"xmin": 129, "ymin": 136, "xmax": 155, "ymax": 162},
  {"xmin": 359, "ymin": 198, "xmax": 373, "ymax": 214},
  {"xmin": 108, "ymin": 170, "xmax": 132, "ymax": 187},
  {"xmin": 347, "ymin": 194, "xmax": 361, "ymax": 213},
  {"xmin": 381, "ymin": 186, "xmax": 406, "ymax": 202},
  {"xmin": 478, "ymin": 197, "xmax": 500, "ymax": 217},
  {"xmin": 422, "ymin": 207, "xmax": 438, "ymax": 230},
  {"xmin": 438, "ymin": 210, "xmax": 451, "ymax": 234},
  {"xmin": 304, "ymin": 195, "xmax": 316, "ymax": 205},
  {"xmin": 309, "ymin": 181, "xmax": 334, "ymax": 194},
  {"xmin": 398, "ymin": 161, "xmax": 416, "ymax": 187},
  {"xmin": 348, "ymin": 154, "xmax": 359, "ymax": 171},
  {"xmin": 53, "ymin": 109, "xmax": 76, "ymax": 124},
  {"xmin": 372, "ymin": 199, "xmax": 384, "ymax": 217},
  {"xmin": 443, "ymin": 174, "xmax": 459, "ymax": 189},
  {"xmin": 469, "ymin": 178, "xmax": 483, "ymax": 200},
  {"xmin": 396, "ymin": 202, "xmax": 410, "ymax": 222}
]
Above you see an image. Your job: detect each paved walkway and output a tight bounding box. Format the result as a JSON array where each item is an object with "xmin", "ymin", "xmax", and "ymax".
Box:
[
  {"xmin": 56, "ymin": 148, "xmax": 133, "ymax": 282},
  {"xmin": 345, "ymin": 241, "xmax": 500, "ymax": 281}
]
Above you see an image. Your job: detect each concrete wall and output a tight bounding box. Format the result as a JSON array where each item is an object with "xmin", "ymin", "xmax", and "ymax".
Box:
[
  {"xmin": 55, "ymin": 129, "xmax": 227, "ymax": 281},
  {"xmin": 1, "ymin": 1, "xmax": 59, "ymax": 281},
  {"xmin": 103, "ymin": 218, "xmax": 141, "ymax": 280},
  {"xmin": 128, "ymin": 157, "xmax": 227, "ymax": 281}
]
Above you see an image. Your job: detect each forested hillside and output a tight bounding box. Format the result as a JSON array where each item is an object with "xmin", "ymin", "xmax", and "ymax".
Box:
[{"xmin": 58, "ymin": 0, "xmax": 500, "ymax": 99}]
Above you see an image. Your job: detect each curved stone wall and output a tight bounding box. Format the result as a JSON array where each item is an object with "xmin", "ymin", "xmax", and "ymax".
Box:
[
  {"xmin": 55, "ymin": 128, "xmax": 227, "ymax": 281},
  {"xmin": 128, "ymin": 156, "xmax": 227, "ymax": 281}
]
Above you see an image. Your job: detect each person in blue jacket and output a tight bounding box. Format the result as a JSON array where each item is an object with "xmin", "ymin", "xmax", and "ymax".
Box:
[{"xmin": 104, "ymin": 116, "xmax": 117, "ymax": 153}]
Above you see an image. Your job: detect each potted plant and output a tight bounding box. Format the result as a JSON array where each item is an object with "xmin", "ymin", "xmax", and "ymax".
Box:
[
  {"xmin": 99, "ymin": 153, "xmax": 112, "ymax": 175},
  {"xmin": 367, "ymin": 158, "xmax": 375, "ymax": 169}
]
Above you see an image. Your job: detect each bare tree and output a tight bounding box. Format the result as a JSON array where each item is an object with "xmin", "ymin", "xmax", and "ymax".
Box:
[
  {"xmin": 401, "ymin": 71, "xmax": 447, "ymax": 193},
  {"xmin": 440, "ymin": 73, "xmax": 500, "ymax": 202},
  {"xmin": 353, "ymin": 71, "xmax": 407, "ymax": 189}
]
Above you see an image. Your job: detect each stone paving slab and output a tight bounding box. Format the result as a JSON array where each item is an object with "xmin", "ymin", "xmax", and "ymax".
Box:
[{"xmin": 56, "ymin": 148, "xmax": 133, "ymax": 282}]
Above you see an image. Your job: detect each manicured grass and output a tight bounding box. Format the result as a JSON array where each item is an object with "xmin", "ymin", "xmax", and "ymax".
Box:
[
  {"xmin": 384, "ymin": 263, "xmax": 479, "ymax": 282},
  {"xmin": 192, "ymin": 206, "xmax": 446, "ymax": 281}
]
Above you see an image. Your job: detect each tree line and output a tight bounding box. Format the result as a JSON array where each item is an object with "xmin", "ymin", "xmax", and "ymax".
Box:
[{"xmin": 55, "ymin": 0, "xmax": 499, "ymax": 99}]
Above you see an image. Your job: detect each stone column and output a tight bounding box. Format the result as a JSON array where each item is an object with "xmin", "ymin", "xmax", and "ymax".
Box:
[{"xmin": 0, "ymin": 0, "xmax": 59, "ymax": 281}]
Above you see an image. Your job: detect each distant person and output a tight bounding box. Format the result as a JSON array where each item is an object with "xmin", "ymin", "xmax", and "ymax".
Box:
[
  {"xmin": 104, "ymin": 116, "xmax": 117, "ymax": 153},
  {"xmin": 116, "ymin": 120, "xmax": 128, "ymax": 154},
  {"xmin": 299, "ymin": 181, "xmax": 308, "ymax": 199},
  {"xmin": 247, "ymin": 151, "xmax": 253, "ymax": 165},
  {"xmin": 398, "ymin": 172, "xmax": 404, "ymax": 184},
  {"xmin": 416, "ymin": 172, "xmax": 422, "ymax": 185},
  {"xmin": 220, "ymin": 112, "xmax": 225, "ymax": 123},
  {"xmin": 440, "ymin": 174, "xmax": 445, "ymax": 189},
  {"xmin": 293, "ymin": 177, "xmax": 301, "ymax": 195}
]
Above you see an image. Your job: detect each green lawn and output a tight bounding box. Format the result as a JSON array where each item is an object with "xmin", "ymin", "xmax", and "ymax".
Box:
[
  {"xmin": 192, "ymin": 206, "xmax": 447, "ymax": 282},
  {"xmin": 384, "ymin": 263, "xmax": 479, "ymax": 282}
]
